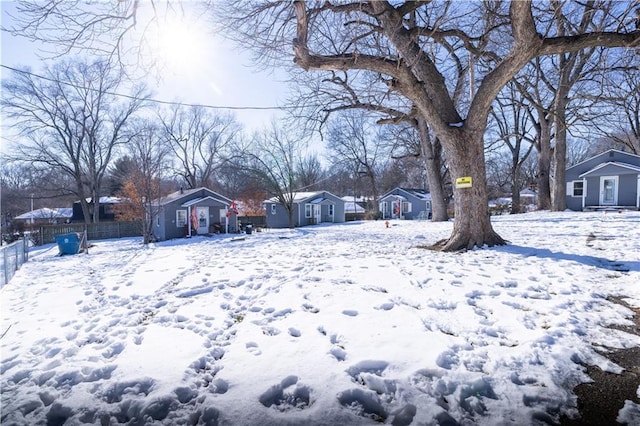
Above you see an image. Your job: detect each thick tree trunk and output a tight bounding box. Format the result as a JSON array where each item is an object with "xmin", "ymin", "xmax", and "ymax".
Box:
[
  {"xmin": 74, "ymin": 177, "xmax": 92, "ymax": 225},
  {"xmin": 91, "ymin": 189, "xmax": 100, "ymax": 223},
  {"xmin": 287, "ymin": 206, "xmax": 295, "ymax": 229},
  {"xmin": 79, "ymin": 200, "xmax": 92, "ymax": 225},
  {"xmin": 417, "ymin": 118, "xmax": 448, "ymax": 222},
  {"xmin": 552, "ymin": 83, "xmax": 569, "ymax": 211},
  {"xmin": 536, "ymin": 119, "xmax": 553, "ymax": 210},
  {"xmin": 551, "ymin": 126, "xmax": 567, "ymax": 211},
  {"xmin": 431, "ymin": 131, "xmax": 506, "ymax": 251},
  {"xmin": 510, "ymin": 176, "xmax": 522, "ymax": 214}
]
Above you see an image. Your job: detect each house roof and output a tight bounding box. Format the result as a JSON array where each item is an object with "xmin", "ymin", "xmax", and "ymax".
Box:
[
  {"xmin": 520, "ymin": 189, "xmax": 537, "ymax": 197},
  {"xmin": 155, "ymin": 187, "xmax": 231, "ymax": 206},
  {"xmin": 15, "ymin": 208, "xmax": 73, "ymax": 220},
  {"xmin": 266, "ymin": 191, "xmax": 343, "ymax": 204},
  {"xmin": 181, "ymin": 196, "xmax": 230, "ymax": 208},
  {"xmin": 341, "ymin": 196, "xmax": 370, "ymax": 203},
  {"xmin": 380, "ymin": 187, "xmax": 431, "ymax": 201},
  {"xmin": 567, "ymin": 149, "xmax": 640, "ymax": 172},
  {"xmin": 578, "ymin": 161, "xmax": 640, "ymax": 178},
  {"xmin": 74, "ymin": 196, "xmax": 121, "ymax": 204}
]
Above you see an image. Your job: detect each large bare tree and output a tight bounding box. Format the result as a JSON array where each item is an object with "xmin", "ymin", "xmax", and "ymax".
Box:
[
  {"xmin": 285, "ymin": 67, "xmax": 451, "ymax": 222},
  {"xmin": 157, "ymin": 105, "xmax": 242, "ymax": 190},
  {"xmin": 589, "ymin": 55, "xmax": 640, "ymax": 155},
  {"xmin": 245, "ymin": 122, "xmax": 308, "ymax": 229},
  {"xmin": 488, "ymin": 82, "xmax": 536, "ymax": 214},
  {"xmin": 326, "ymin": 110, "xmax": 390, "ymax": 212},
  {"xmin": 113, "ymin": 120, "xmax": 169, "ymax": 244},
  {"xmin": 1, "ymin": 59, "xmax": 147, "ymax": 224}
]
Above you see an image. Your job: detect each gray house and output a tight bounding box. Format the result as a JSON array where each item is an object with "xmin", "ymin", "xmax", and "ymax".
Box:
[
  {"xmin": 153, "ymin": 187, "xmax": 237, "ymax": 241},
  {"xmin": 566, "ymin": 149, "xmax": 640, "ymax": 211},
  {"xmin": 379, "ymin": 188, "xmax": 432, "ymax": 220},
  {"xmin": 264, "ymin": 191, "xmax": 346, "ymax": 228}
]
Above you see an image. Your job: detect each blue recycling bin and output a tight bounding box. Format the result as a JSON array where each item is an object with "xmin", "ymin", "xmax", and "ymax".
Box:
[{"xmin": 55, "ymin": 233, "xmax": 81, "ymax": 255}]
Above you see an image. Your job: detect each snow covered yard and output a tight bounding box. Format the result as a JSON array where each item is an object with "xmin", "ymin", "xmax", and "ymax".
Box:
[{"xmin": 1, "ymin": 211, "xmax": 639, "ymax": 425}]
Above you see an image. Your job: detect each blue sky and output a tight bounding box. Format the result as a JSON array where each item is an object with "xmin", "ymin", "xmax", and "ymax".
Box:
[{"xmin": 0, "ymin": 1, "xmax": 289, "ymax": 145}]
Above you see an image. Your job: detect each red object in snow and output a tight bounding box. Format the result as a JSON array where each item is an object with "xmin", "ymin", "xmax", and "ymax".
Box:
[{"xmin": 226, "ymin": 201, "xmax": 239, "ymax": 218}]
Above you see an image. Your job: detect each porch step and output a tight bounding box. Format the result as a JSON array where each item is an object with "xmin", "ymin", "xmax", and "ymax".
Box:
[{"xmin": 584, "ymin": 206, "xmax": 638, "ymax": 212}]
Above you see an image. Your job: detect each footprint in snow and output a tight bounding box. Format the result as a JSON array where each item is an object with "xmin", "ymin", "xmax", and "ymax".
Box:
[
  {"xmin": 330, "ymin": 346, "xmax": 347, "ymax": 361},
  {"xmin": 246, "ymin": 341, "xmax": 261, "ymax": 356},
  {"xmin": 302, "ymin": 303, "xmax": 319, "ymax": 313},
  {"xmin": 259, "ymin": 375, "xmax": 312, "ymax": 411},
  {"xmin": 375, "ymin": 302, "xmax": 394, "ymax": 311},
  {"xmin": 288, "ymin": 328, "xmax": 301, "ymax": 337}
]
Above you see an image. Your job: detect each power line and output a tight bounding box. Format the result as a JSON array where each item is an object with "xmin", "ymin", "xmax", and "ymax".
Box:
[{"xmin": 0, "ymin": 64, "xmax": 291, "ymax": 111}]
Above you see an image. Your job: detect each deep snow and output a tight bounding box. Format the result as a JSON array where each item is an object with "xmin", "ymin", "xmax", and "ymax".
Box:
[{"xmin": 1, "ymin": 211, "xmax": 639, "ymax": 425}]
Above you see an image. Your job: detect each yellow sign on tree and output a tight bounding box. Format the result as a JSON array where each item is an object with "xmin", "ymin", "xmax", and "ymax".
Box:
[{"xmin": 456, "ymin": 177, "xmax": 472, "ymax": 188}]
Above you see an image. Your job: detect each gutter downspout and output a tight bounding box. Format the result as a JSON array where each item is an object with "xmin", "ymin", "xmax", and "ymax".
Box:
[
  {"xmin": 582, "ymin": 178, "xmax": 587, "ymax": 210},
  {"xmin": 187, "ymin": 206, "xmax": 192, "ymax": 237},
  {"xmin": 637, "ymin": 175, "xmax": 639, "ymax": 209}
]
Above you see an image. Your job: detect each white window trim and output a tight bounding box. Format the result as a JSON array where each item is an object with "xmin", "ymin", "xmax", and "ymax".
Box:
[
  {"xmin": 568, "ymin": 180, "xmax": 584, "ymax": 197},
  {"xmin": 176, "ymin": 209, "xmax": 187, "ymax": 227},
  {"xmin": 305, "ymin": 204, "xmax": 312, "ymax": 218},
  {"xmin": 328, "ymin": 204, "xmax": 334, "ymax": 216}
]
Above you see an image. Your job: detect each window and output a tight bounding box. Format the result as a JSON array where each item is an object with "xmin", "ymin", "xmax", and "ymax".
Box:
[
  {"xmin": 328, "ymin": 204, "xmax": 334, "ymax": 216},
  {"xmin": 571, "ymin": 181, "xmax": 584, "ymax": 197},
  {"xmin": 176, "ymin": 210, "xmax": 187, "ymax": 227},
  {"xmin": 305, "ymin": 204, "xmax": 312, "ymax": 218},
  {"xmin": 271, "ymin": 204, "xmax": 276, "ymax": 215},
  {"xmin": 402, "ymin": 201, "xmax": 411, "ymax": 213}
]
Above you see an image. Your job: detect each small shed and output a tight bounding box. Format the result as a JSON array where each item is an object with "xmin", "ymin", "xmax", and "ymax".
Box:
[
  {"xmin": 379, "ymin": 188, "xmax": 432, "ymax": 220},
  {"xmin": 566, "ymin": 149, "xmax": 640, "ymax": 211},
  {"xmin": 152, "ymin": 187, "xmax": 237, "ymax": 240},
  {"xmin": 264, "ymin": 191, "xmax": 346, "ymax": 228},
  {"xmin": 71, "ymin": 197, "xmax": 120, "ymax": 222}
]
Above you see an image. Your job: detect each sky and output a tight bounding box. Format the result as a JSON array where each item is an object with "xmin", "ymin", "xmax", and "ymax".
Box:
[
  {"xmin": 1, "ymin": 211, "xmax": 640, "ymax": 425},
  {"xmin": 0, "ymin": 1, "xmax": 290, "ymax": 150}
]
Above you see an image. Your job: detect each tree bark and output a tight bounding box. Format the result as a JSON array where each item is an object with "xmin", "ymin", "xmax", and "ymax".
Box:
[
  {"xmin": 536, "ymin": 117, "xmax": 553, "ymax": 211},
  {"xmin": 431, "ymin": 129, "xmax": 506, "ymax": 251},
  {"xmin": 551, "ymin": 98, "xmax": 568, "ymax": 211},
  {"xmin": 416, "ymin": 117, "xmax": 448, "ymax": 222}
]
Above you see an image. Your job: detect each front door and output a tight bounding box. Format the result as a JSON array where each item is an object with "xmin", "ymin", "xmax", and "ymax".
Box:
[
  {"xmin": 313, "ymin": 204, "xmax": 321, "ymax": 224},
  {"xmin": 600, "ymin": 176, "xmax": 618, "ymax": 206},
  {"xmin": 196, "ymin": 206, "xmax": 209, "ymax": 234}
]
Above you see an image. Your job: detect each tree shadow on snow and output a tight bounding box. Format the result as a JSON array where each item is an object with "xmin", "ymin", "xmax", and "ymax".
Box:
[{"xmin": 493, "ymin": 244, "xmax": 639, "ymax": 273}]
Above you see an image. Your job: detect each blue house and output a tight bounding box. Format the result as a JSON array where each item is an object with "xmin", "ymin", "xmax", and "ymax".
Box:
[
  {"xmin": 565, "ymin": 149, "xmax": 640, "ymax": 211},
  {"xmin": 152, "ymin": 187, "xmax": 237, "ymax": 240},
  {"xmin": 264, "ymin": 191, "xmax": 346, "ymax": 228},
  {"xmin": 379, "ymin": 188, "xmax": 432, "ymax": 220}
]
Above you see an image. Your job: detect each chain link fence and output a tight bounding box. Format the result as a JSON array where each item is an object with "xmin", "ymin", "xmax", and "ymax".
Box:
[{"xmin": 1, "ymin": 238, "xmax": 29, "ymax": 287}]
